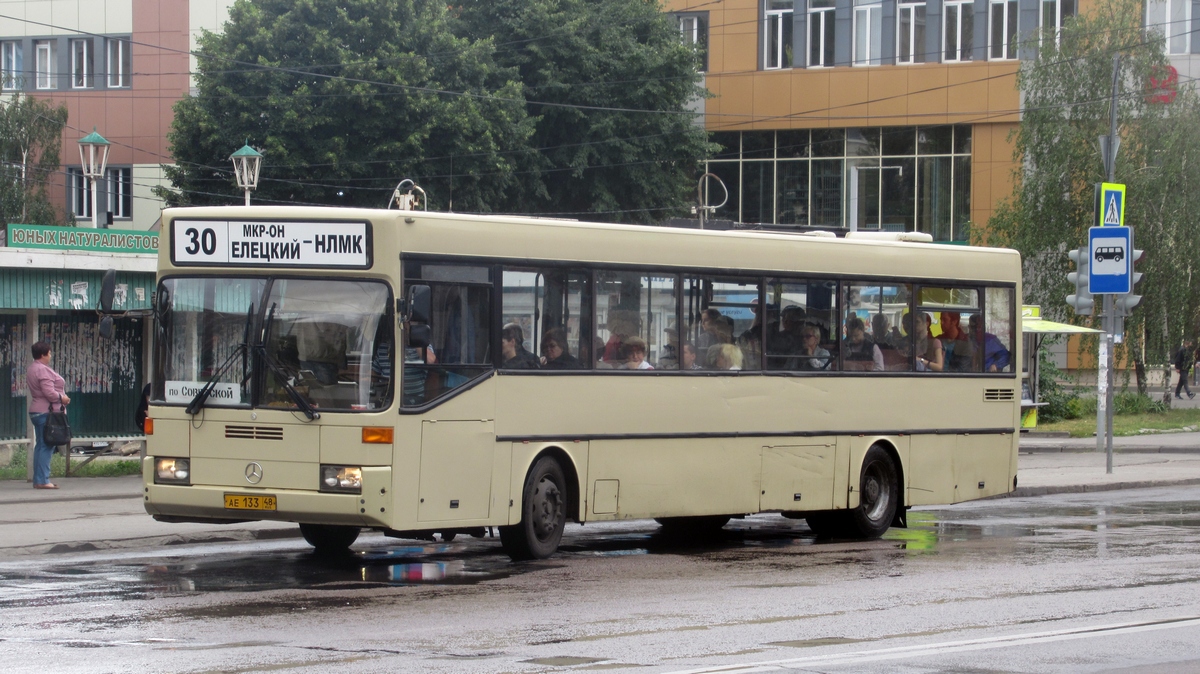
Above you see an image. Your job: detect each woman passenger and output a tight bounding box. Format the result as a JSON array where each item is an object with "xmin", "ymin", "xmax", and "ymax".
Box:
[
  {"xmin": 708, "ymin": 343, "xmax": 744, "ymax": 371},
  {"xmin": 540, "ymin": 328, "xmax": 582, "ymax": 370},
  {"xmin": 794, "ymin": 324, "xmax": 831, "ymax": 371},
  {"xmin": 623, "ymin": 337, "xmax": 654, "ymax": 370},
  {"xmin": 904, "ymin": 312, "xmax": 944, "ymax": 372}
]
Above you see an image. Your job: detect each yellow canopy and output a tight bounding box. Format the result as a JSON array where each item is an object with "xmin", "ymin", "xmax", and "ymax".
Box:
[{"xmin": 1021, "ymin": 317, "xmax": 1102, "ymax": 334}]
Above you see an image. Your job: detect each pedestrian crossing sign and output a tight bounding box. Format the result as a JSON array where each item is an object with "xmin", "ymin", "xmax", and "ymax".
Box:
[{"xmin": 1099, "ymin": 182, "xmax": 1125, "ymax": 227}]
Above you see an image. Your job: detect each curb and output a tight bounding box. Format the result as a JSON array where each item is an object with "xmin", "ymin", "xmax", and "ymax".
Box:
[
  {"xmin": 0, "ymin": 492, "xmax": 138, "ymax": 506},
  {"xmin": 1020, "ymin": 446, "xmax": 1200, "ymax": 454},
  {"xmin": 0, "ymin": 526, "xmax": 302, "ymax": 559},
  {"xmin": 1000, "ymin": 477, "xmax": 1200, "ymax": 498}
]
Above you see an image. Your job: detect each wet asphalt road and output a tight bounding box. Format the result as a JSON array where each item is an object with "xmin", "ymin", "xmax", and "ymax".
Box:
[{"xmin": 2, "ymin": 487, "xmax": 1200, "ymax": 674}]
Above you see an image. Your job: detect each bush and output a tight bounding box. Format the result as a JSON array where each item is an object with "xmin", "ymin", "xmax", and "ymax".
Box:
[
  {"xmin": 1038, "ymin": 349, "xmax": 1083, "ymax": 423},
  {"xmin": 0, "ymin": 447, "xmax": 141, "ymax": 480},
  {"xmin": 1114, "ymin": 391, "xmax": 1167, "ymax": 415}
]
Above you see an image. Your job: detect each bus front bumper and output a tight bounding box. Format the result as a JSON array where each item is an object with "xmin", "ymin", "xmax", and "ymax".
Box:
[{"xmin": 143, "ymin": 459, "xmax": 393, "ymax": 528}]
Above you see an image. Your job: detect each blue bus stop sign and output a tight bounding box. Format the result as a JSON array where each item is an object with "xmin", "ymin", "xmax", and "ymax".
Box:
[{"xmin": 1088, "ymin": 225, "xmax": 1132, "ymax": 294}]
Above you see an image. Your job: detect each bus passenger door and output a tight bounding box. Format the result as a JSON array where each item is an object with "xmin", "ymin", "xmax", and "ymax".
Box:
[
  {"xmin": 760, "ymin": 441, "xmax": 836, "ymax": 512},
  {"xmin": 417, "ymin": 419, "xmax": 495, "ymax": 522}
]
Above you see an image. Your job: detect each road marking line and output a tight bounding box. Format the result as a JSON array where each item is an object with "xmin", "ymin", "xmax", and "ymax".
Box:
[{"xmin": 665, "ymin": 616, "xmax": 1200, "ymax": 673}]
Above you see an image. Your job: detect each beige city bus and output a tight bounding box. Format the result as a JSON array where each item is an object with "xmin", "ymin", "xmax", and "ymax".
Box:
[{"xmin": 143, "ymin": 206, "xmax": 1021, "ymax": 559}]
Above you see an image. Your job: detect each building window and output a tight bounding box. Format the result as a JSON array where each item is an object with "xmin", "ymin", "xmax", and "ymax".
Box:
[
  {"xmin": 35, "ymin": 40, "xmax": 54, "ymax": 89},
  {"xmin": 809, "ymin": 0, "xmax": 836, "ymax": 67},
  {"xmin": 1147, "ymin": 0, "xmax": 1191, "ymax": 55},
  {"xmin": 68, "ymin": 167, "xmax": 91, "ymax": 219},
  {"xmin": 71, "ymin": 38, "xmax": 92, "ymax": 88},
  {"xmin": 1, "ymin": 41, "xmax": 21, "ymax": 90},
  {"xmin": 108, "ymin": 168, "xmax": 132, "ymax": 219},
  {"xmin": 107, "ymin": 37, "xmax": 131, "ymax": 88},
  {"xmin": 764, "ymin": 1, "xmax": 794, "ymax": 70},
  {"xmin": 898, "ymin": 2, "xmax": 927, "ymax": 64},
  {"xmin": 989, "ymin": 0, "xmax": 1019, "ymax": 59},
  {"xmin": 944, "ymin": 1, "xmax": 974, "ymax": 62},
  {"xmin": 704, "ymin": 126, "xmax": 973, "ymax": 242},
  {"xmin": 1040, "ymin": 0, "xmax": 1075, "ymax": 47},
  {"xmin": 854, "ymin": 0, "xmax": 883, "ymax": 66}
]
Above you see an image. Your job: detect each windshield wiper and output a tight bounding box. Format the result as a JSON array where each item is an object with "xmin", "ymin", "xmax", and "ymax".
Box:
[
  {"xmin": 186, "ymin": 303, "xmax": 254, "ymax": 416},
  {"xmin": 255, "ymin": 303, "xmax": 320, "ymax": 421}
]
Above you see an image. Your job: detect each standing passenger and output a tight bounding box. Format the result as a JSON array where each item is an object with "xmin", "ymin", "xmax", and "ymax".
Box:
[{"xmin": 27, "ymin": 341, "xmax": 69, "ymax": 490}]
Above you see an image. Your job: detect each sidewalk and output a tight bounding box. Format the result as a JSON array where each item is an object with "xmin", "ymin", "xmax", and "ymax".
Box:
[{"xmin": 3, "ymin": 442, "xmax": 1200, "ymax": 558}]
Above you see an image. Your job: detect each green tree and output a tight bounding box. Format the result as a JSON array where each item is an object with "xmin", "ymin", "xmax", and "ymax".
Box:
[
  {"xmin": 157, "ymin": 0, "xmax": 536, "ymax": 212},
  {"xmin": 0, "ymin": 93, "xmax": 70, "ymax": 226},
  {"xmin": 455, "ymin": 0, "xmax": 711, "ymax": 223},
  {"xmin": 989, "ymin": 0, "xmax": 1200, "ymax": 394}
]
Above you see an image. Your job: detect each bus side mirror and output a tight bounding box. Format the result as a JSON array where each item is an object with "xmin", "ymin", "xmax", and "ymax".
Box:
[
  {"xmin": 99, "ymin": 315, "xmax": 114, "ymax": 339},
  {"xmin": 99, "ymin": 269, "xmax": 116, "ymax": 312},
  {"xmin": 408, "ymin": 284, "xmax": 431, "ymax": 324},
  {"xmin": 409, "ymin": 323, "xmax": 431, "ymax": 349}
]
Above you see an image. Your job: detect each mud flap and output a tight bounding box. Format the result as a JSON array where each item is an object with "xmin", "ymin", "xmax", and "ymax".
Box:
[{"xmin": 891, "ymin": 506, "xmax": 908, "ymax": 529}]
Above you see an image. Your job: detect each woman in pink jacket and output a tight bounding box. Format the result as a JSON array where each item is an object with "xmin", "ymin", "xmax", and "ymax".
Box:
[{"xmin": 27, "ymin": 341, "xmax": 70, "ymax": 489}]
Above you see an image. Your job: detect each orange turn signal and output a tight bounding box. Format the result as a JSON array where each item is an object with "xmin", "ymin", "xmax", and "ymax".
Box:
[
  {"xmin": 144, "ymin": 418, "xmax": 154, "ymax": 435},
  {"xmin": 362, "ymin": 427, "xmax": 394, "ymax": 444}
]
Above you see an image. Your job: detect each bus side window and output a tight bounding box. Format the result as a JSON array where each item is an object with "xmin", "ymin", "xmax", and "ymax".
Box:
[{"xmin": 401, "ymin": 263, "xmax": 493, "ymax": 407}]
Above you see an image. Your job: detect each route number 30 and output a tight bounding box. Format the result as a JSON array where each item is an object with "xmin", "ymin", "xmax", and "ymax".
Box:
[{"xmin": 184, "ymin": 227, "xmax": 217, "ymax": 255}]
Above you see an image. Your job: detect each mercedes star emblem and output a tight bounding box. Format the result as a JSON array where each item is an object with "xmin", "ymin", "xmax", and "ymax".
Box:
[{"xmin": 245, "ymin": 462, "xmax": 263, "ymax": 484}]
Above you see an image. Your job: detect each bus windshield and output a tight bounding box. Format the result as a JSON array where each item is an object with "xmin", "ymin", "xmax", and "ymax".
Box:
[{"xmin": 154, "ymin": 277, "xmax": 393, "ymax": 411}]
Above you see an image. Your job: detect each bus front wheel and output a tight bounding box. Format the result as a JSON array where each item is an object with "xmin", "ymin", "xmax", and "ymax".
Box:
[
  {"xmin": 500, "ymin": 456, "xmax": 567, "ymax": 560},
  {"xmin": 299, "ymin": 523, "xmax": 360, "ymax": 552},
  {"xmin": 844, "ymin": 445, "xmax": 899, "ymax": 539}
]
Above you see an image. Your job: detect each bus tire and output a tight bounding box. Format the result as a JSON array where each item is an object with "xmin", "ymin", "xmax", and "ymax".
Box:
[
  {"xmin": 299, "ymin": 523, "xmax": 360, "ymax": 551},
  {"xmin": 655, "ymin": 516, "xmax": 731, "ymax": 535},
  {"xmin": 500, "ymin": 456, "xmax": 567, "ymax": 560},
  {"xmin": 844, "ymin": 444, "xmax": 899, "ymax": 539}
]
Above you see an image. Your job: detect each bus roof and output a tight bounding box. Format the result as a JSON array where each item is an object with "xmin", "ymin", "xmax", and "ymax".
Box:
[{"xmin": 161, "ymin": 206, "xmax": 1021, "ymax": 284}]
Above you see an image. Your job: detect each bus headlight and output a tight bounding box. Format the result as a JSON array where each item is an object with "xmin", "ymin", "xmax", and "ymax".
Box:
[
  {"xmin": 320, "ymin": 465, "xmax": 362, "ymax": 493},
  {"xmin": 155, "ymin": 458, "xmax": 190, "ymax": 484}
]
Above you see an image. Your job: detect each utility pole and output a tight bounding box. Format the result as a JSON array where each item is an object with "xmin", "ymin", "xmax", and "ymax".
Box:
[{"xmin": 1098, "ymin": 54, "xmax": 1120, "ymax": 474}]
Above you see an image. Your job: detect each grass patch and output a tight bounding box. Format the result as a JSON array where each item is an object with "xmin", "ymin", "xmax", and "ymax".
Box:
[
  {"xmin": 0, "ymin": 447, "xmax": 141, "ymax": 480},
  {"xmin": 1037, "ymin": 408, "xmax": 1200, "ymax": 438}
]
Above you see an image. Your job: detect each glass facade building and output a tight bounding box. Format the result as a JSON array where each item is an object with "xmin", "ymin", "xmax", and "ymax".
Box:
[{"xmin": 705, "ymin": 125, "xmax": 972, "ymax": 242}]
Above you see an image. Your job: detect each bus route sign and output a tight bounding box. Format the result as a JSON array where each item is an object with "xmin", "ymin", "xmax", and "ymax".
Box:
[
  {"xmin": 1088, "ymin": 225, "xmax": 1132, "ymax": 294},
  {"xmin": 171, "ymin": 220, "xmax": 371, "ymax": 268}
]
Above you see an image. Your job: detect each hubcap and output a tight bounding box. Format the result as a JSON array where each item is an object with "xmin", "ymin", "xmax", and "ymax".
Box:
[
  {"xmin": 862, "ymin": 461, "xmax": 891, "ymax": 521},
  {"xmin": 531, "ymin": 476, "xmax": 562, "ymax": 541}
]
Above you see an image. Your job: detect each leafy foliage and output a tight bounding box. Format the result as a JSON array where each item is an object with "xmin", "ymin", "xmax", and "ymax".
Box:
[
  {"xmin": 0, "ymin": 93, "xmax": 70, "ymax": 226},
  {"xmin": 989, "ymin": 0, "xmax": 1200, "ymax": 373},
  {"xmin": 454, "ymin": 0, "xmax": 711, "ymax": 222},
  {"xmin": 159, "ymin": 0, "xmax": 536, "ymax": 212},
  {"xmin": 159, "ymin": 0, "xmax": 710, "ymax": 221}
]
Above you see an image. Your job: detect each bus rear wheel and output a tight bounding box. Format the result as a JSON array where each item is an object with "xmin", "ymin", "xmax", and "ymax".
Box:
[
  {"xmin": 500, "ymin": 456, "xmax": 567, "ymax": 560},
  {"xmin": 299, "ymin": 523, "xmax": 360, "ymax": 552},
  {"xmin": 844, "ymin": 445, "xmax": 899, "ymax": 539}
]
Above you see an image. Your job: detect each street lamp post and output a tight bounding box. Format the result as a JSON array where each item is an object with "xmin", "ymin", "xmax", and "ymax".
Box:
[
  {"xmin": 78, "ymin": 128, "xmax": 110, "ymax": 229},
  {"xmin": 230, "ymin": 142, "xmax": 263, "ymax": 206}
]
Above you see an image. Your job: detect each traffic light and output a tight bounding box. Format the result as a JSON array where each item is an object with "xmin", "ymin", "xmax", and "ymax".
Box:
[
  {"xmin": 1066, "ymin": 247, "xmax": 1094, "ymax": 316},
  {"xmin": 1114, "ymin": 249, "xmax": 1144, "ymax": 317}
]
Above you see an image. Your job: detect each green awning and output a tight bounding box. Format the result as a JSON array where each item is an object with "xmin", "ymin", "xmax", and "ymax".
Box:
[{"xmin": 1022, "ymin": 318, "xmax": 1102, "ymax": 334}]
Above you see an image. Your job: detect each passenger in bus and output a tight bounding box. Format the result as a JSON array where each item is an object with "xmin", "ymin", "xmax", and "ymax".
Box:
[
  {"xmin": 903, "ymin": 312, "xmax": 944, "ymax": 372},
  {"xmin": 793, "ymin": 324, "xmax": 832, "ymax": 371},
  {"xmin": 622, "ymin": 337, "xmax": 654, "ymax": 370},
  {"xmin": 540, "ymin": 327, "xmax": 582, "ymax": 370},
  {"xmin": 968, "ymin": 314, "xmax": 1010, "ymax": 372},
  {"xmin": 842, "ymin": 316, "xmax": 884, "ymax": 371},
  {"xmin": 681, "ymin": 342, "xmax": 703, "ymax": 370},
  {"xmin": 940, "ymin": 311, "xmax": 972, "ymax": 372},
  {"xmin": 708, "ymin": 343, "xmax": 743, "ymax": 371},
  {"xmin": 501, "ymin": 323, "xmax": 540, "ymax": 369},
  {"xmin": 600, "ymin": 312, "xmax": 637, "ymax": 366},
  {"xmin": 872, "ymin": 313, "xmax": 907, "ymax": 371},
  {"xmin": 697, "ymin": 308, "xmax": 732, "ymax": 351},
  {"xmin": 737, "ymin": 300, "xmax": 764, "ymax": 368},
  {"xmin": 658, "ymin": 327, "xmax": 680, "ymax": 369}
]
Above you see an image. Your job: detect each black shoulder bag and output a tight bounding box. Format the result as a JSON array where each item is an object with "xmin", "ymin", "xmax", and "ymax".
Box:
[{"xmin": 44, "ymin": 403, "xmax": 71, "ymax": 447}]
